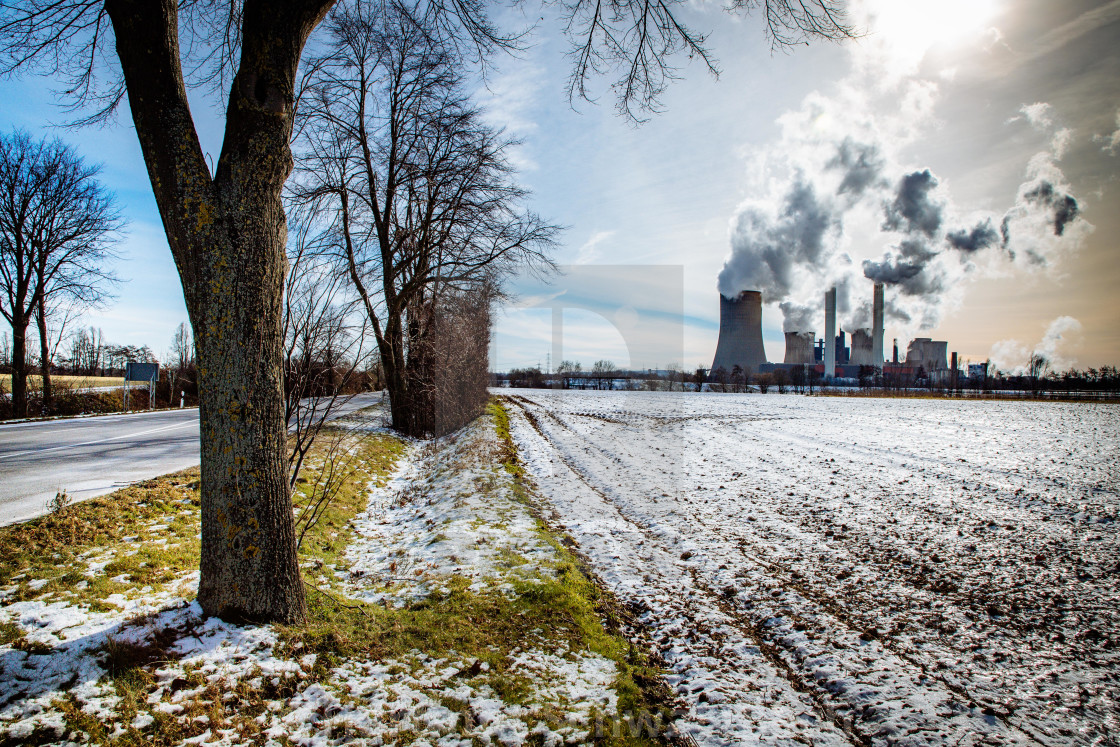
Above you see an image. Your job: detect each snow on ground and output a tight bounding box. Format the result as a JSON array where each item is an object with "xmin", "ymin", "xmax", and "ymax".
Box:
[
  {"xmin": 341, "ymin": 423, "xmax": 557, "ymax": 605},
  {"xmin": 0, "ymin": 412, "xmax": 625, "ymax": 745},
  {"xmin": 503, "ymin": 390, "xmax": 1120, "ymax": 746}
]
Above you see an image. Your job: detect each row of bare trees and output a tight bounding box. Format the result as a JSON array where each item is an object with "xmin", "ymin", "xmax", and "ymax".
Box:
[
  {"xmin": 0, "ymin": 131, "xmax": 122, "ymax": 416},
  {"xmin": 290, "ymin": 3, "xmax": 555, "ymax": 438}
]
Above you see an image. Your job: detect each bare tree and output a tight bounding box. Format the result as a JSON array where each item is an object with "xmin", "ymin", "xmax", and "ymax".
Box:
[
  {"xmin": 0, "ymin": 130, "xmax": 121, "ymax": 417},
  {"xmin": 165, "ymin": 321, "xmax": 195, "ymax": 406},
  {"xmin": 36, "ymin": 296, "xmax": 82, "ymax": 407},
  {"xmin": 592, "ymin": 359, "xmax": 616, "ymax": 390},
  {"xmin": 67, "ymin": 325, "xmax": 105, "ymax": 376},
  {"xmin": 0, "ymin": 0, "xmax": 851, "ymax": 623},
  {"xmin": 293, "ymin": 4, "xmax": 557, "ymax": 436},
  {"xmin": 1028, "ymin": 353, "xmax": 1048, "ymax": 395},
  {"xmin": 282, "ymin": 215, "xmax": 373, "ymax": 487}
]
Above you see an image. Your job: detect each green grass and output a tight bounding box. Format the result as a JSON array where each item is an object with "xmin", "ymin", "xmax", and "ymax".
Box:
[
  {"xmin": 0, "ymin": 408, "xmax": 679, "ymax": 746},
  {"xmin": 0, "ymin": 472, "xmax": 202, "ymax": 612}
]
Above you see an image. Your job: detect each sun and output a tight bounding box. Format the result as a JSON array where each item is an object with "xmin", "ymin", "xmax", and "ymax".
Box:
[{"xmin": 860, "ymin": 0, "xmax": 1002, "ymax": 69}]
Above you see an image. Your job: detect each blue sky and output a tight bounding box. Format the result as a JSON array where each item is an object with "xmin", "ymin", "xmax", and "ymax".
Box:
[{"xmin": 2, "ymin": 0, "xmax": 1118, "ymax": 373}]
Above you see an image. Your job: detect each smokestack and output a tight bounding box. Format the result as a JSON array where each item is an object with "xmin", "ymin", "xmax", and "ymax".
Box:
[
  {"xmin": 849, "ymin": 329, "xmax": 873, "ymax": 365},
  {"xmin": 893, "ymin": 338, "xmax": 899, "ymax": 364},
  {"xmin": 711, "ymin": 291, "xmax": 768, "ymax": 374},
  {"xmin": 824, "ymin": 287, "xmax": 836, "ymax": 378},
  {"xmin": 783, "ymin": 331, "xmax": 816, "ymax": 364},
  {"xmin": 872, "ymin": 283, "xmax": 884, "ymax": 366}
]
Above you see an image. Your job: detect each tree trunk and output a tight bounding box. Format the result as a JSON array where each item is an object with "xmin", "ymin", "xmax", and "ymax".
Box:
[
  {"xmin": 36, "ymin": 297, "xmax": 51, "ymax": 412},
  {"xmin": 105, "ymin": 0, "xmax": 334, "ymax": 623},
  {"xmin": 379, "ymin": 318, "xmax": 414, "ymax": 435},
  {"xmin": 193, "ymin": 230, "xmax": 302, "ymax": 622},
  {"xmin": 10, "ymin": 321, "xmax": 27, "ymax": 419}
]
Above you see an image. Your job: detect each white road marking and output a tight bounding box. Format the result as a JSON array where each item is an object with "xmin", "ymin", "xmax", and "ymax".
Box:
[{"xmin": 0, "ymin": 421, "xmax": 197, "ymax": 461}]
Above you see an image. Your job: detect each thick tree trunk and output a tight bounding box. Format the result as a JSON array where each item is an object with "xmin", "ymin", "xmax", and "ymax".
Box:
[
  {"xmin": 10, "ymin": 322, "xmax": 26, "ymax": 419},
  {"xmin": 36, "ymin": 299, "xmax": 51, "ymax": 412},
  {"xmin": 105, "ymin": 0, "xmax": 334, "ymax": 623},
  {"xmin": 194, "ymin": 229, "xmax": 301, "ymax": 622}
]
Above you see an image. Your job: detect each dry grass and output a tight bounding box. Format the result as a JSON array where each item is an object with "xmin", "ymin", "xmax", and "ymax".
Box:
[{"xmin": 0, "ymin": 374, "xmax": 124, "ymax": 391}]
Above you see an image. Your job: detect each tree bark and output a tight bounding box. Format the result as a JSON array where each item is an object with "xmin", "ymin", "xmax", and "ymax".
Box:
[
  {"xmin": 104, "ymin": 0, "xmax": 334, "ymax": 623},
  {"xmin": 36, "ymin": 296, "xmax": 51, "ymax": 412},
  {"xmin": 10, "ymin": 320, "xmax": 26, "ymax": 419}
]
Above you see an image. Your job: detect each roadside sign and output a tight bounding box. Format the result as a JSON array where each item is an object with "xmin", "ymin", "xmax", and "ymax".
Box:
[{"xmin": 124, "ymin": 362, "xmax": 159, "ymax": 410}]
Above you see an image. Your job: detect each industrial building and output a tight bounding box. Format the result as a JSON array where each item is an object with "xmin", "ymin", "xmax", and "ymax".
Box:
[
  {"xmin": 712, "ymin": 281, "xmax": 961, "ymax": 383},
  {"xmin": 711, "ymin": 290, "xmax": 768, "ymax": 374}
]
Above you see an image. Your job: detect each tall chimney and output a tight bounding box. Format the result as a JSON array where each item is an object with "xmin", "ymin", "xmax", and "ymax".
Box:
[
  {"xmin": 872, "ymin": 283, "xmax": 884, "ymax": 366},
  {"xmin": 824, "ymin": 287, "xmax": 836, "ymax": 379},
  {"xmin": 893, "ymin": 338, "xmax": 899, "ymax": 364},
  {"xmin": 711, "ymin": 291, "xmax": 768, "ymax": 374}
]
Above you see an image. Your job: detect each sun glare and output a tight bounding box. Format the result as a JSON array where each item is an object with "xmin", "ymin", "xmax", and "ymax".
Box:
[{"xmin": 862, "ymin": 0, "xmax": 1001, "ymax": 69}]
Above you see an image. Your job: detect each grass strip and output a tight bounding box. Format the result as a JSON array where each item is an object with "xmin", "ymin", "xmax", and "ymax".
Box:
[{"xmin": 2, "ymin": 409, "xmax": 685, "ymax": 746}]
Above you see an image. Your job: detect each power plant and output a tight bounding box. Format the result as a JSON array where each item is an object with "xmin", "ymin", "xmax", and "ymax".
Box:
[
  {"xmin": 710, "ymin": 290, "xmax": 768, "ymax": 374},
  {"xmin": 904, "ymin": 338, "xmax": 948, "ymax": 371},
  {"xmin": 848, "ymin": 329, "xmax": 874, "ymax": 366},
  {"xmin": 783, "ymin": 332, "xmax": 816, "ymax": 364},
  {"xmin": 872, "ymin": 283, "xmax": 885, "ymax": 367},
  {"xmin": 712, "ymin": 280, "xmax": 960, "ymax": 383},
  {"xmin": 824, "ymin": 288, "xmax": 837, "ymax": 378}
]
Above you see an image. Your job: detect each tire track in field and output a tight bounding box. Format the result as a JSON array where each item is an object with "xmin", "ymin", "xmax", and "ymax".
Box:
[
  {"xmin": 503, "ymin": 393, "xmax": 1043, "ymax": 746},
  {"xmin": 503, "ymin": 395, "xmax": 861, "ymax": 746}
]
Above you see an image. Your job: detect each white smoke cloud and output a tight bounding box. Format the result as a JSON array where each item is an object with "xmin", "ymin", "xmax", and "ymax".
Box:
[
  {"xmin": 989, "ymin": 316, "xmax": 1082, "ymax": 374},
  {"xmin": 717, "ymin": 176, "xmax": 840, "ymax": 305},
  {"xmin": 999, "ymin": 110, "xmax": 1094, "ymax": 268},
  {"xmin": 718, "ymin": 18, "xmax": 1093, "ymax": 343}
]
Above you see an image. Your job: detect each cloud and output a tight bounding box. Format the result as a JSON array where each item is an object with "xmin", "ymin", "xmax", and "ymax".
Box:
[
  {"xmin": 988, "ymin": 338, "xmax": 1030, "ymax": 374},
  {"xmin": 1021, "ymin": 181, "xmax": 1079, "ymax": 236},
  {"xmin": 945, "ymin": 219, "xmax": 1000, "ymax": 253},
  {"xmin": 989, "ymin": 315, "xmax": 1082, "ymax": 373},
  {"xmin": 476, "ymin": 62, "xmax": 545, "ymax": 172},
  {"xmin": 1035, "ymin": 315, "xmax": 1083, "ymax": 369},
  {"xmin": 827, "ymin": 138, "xmax": 887, "ymax": 198},
  {"xmin": 881, "ymin": 170, "xmax": 944, "ymax": 237},
  {"xmin": 992, "ymin": 104, "xmax": 1093, "ymax": 267},
  {"xmin": 1050, "ymin": 127, "xmax": 1073, "ymax": 159},
  {"xmin": 999, "ymin": 152, "xmax": 1092, "ymax": 267},
  {"xmin": 1012, "ymin": 102, "xmax": 1053, "ymax": 130},
  {"xmin": 574, "ymin": 230, "xmax": 615, "ymax": 264},
  {"xmin": 717, "ymin": 177, "xmax": 839, "ymax": 305},
  {"xmin": 1093, "ymin": 108, "xmax": 1120, "ymax": 155}
]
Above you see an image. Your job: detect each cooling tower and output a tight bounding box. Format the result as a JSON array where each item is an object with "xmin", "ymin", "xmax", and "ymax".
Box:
[
  {"xmin": 872, "ymin": 283, "xmax": 885, "ymax": 366},
  {"xmin": 848, "ymin": 328, "xmax": 874, "ymax": 366},
  {"xmin": 711, "ymin": 290, "xmax": 768, "ymax": 374},
  {"xmin": 783, "ymin": 331, "xmax": 816, "ymax": 364},
  {"xmin": 928, "ymin": 340, "xmax": 948, "ymax": 371},
  {"xmin": 824, "ymin": 288, "xmax": 836, "ymax": 378},
  {"xmin": 905, "ymin": 338, "xmax": 949, "ymax": 371}
]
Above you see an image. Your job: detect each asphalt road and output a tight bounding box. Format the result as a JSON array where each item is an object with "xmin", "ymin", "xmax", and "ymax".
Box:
[{"xmin": 0, "ymin": 392, "xmax": 385, "ymax": 527}]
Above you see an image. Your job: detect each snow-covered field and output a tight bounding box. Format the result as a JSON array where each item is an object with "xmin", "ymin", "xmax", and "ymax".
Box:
[{"xmin": 503, "ymin": 390, "xmax": 1120, "ymax": 746}]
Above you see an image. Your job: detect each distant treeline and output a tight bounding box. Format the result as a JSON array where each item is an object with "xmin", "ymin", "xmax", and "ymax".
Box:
[{"xmin": 498, "ymin": 361, "xmax": 1120, "ymax": 398}]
